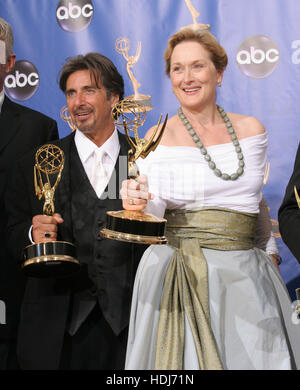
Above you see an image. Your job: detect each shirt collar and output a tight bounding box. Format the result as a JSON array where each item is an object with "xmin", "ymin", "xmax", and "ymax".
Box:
[
  {"xmin": 74, "ymin": 128, "xmax": 120, "ymax": 163},
  {"xmin": 0, "ymin": 89, "xmax": 4, "ymax": 113}
]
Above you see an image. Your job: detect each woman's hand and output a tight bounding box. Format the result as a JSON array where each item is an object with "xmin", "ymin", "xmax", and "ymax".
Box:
[{"xmin": 120, "ymin": 174, "xmax": 153, "ymax": 211}]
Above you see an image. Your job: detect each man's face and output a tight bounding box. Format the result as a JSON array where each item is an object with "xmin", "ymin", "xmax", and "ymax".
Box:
[
  {"xmin": 65, "ymin": 69, "xmax": 118, "ymax": 137},
  {"xmin": 0, "ymin": 40, "xmax": 16, "ymax": 92}
]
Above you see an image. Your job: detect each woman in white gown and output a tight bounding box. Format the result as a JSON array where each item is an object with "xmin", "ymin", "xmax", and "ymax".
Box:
[{"xmin": 121, "ymin": 26, "xmax": 300, "ymax": 370}]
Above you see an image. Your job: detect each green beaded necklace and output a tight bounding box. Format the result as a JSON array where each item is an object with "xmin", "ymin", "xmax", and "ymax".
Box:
[{"xmin": 178, "ymin": 105, "xmax": 244, "ymax": 180}]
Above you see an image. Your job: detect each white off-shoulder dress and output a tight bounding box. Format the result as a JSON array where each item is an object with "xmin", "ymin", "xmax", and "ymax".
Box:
[{"xmin": 125, "ymin": 133, "xmax": 300, "ymax": 370}]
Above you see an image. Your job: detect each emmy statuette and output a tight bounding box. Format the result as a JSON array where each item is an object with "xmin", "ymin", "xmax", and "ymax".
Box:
[
  {"xmin": 23, "ymin": 144, "xmax": 79, "ymax": 277},
  {"xmin": 115, "ymin": 37, "xmax": 153, "ymax": 111},
  {"xmin": 183, "ymin": 0, "xmax": 210, "ymax": 31},
  {"xmin": 100, "ymin": 99, "xmax": 168, "ymax": 244}
]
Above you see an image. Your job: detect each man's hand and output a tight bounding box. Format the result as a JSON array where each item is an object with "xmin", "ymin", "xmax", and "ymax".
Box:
[{"xmin": 32, "ymin": 213, "xmax": 64, "ymax": 243}]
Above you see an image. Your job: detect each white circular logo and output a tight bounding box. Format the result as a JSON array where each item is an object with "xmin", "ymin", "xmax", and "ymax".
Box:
[
  {"xmin": 56, "ymin": 0, "xmax": 94, "ymax": 33},
  {"xmin": 236, "ymin": 35, "xmax": 280, "ymax": 79},
  {"xmin": 4, "ymin": 60, "xmax": 39, "ymax": 101}
]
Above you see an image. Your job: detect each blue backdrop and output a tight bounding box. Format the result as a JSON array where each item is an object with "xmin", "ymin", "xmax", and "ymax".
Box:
[{"xmin": 2, "ymin": 0, "xmax": 300, "ymax": 298}]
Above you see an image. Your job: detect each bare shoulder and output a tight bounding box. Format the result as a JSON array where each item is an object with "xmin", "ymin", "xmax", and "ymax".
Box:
[
  {"xmin": 228, "ymin": 112, "xmax": 266, "ymax": 139},
  {"xmin": 144, "ymin": 114, "xmax": 178, "ymax": 141},
  {"xmin": 144, "ymin": 126, "xmax": 157, "ymax": 140}
]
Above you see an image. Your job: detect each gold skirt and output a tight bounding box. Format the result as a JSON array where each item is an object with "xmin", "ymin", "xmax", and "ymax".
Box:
[{"xmin": 125, "ymin": 208, "xmax": 300, "ymax": 370}]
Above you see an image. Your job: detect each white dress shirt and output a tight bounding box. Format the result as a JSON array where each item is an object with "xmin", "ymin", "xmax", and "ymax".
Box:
[{"xmin": 74, "ymin": 127, "xmax": 120, "ymax": 196}]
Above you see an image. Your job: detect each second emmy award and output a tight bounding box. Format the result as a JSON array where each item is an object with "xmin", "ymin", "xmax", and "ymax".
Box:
[
  {"xmin": 100, "ymin": 99, "xmax": 168, "ymax": 244},
  {"xmin": 100, "ymin": 36, "xmax": 168, "ymax": 244}
]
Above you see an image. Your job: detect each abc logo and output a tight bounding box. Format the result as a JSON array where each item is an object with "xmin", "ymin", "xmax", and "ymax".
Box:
[
  {"xmin": 4, "ymin": 60, "xmax": 39, "ymax": 101},
  {"xmin": 236, "ymin": 35, "xmax": 280, "ymax": 79},
  {"xmin": 56, "ymin": 0, "xmax": 93, "ymax": 33}
]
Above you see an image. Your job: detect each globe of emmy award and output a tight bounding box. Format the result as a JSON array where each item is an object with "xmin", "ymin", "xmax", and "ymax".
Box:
[
  {"xmin": 22, "ymin": 144, "xmax": 79, "ymax": 277},
  {"xmin": 60, "ymin": 105, "xmax": 76, "ymax": 132},
  {"xmin": 100, "ymin": 99, "xmax": 168, "ymax": 244}
]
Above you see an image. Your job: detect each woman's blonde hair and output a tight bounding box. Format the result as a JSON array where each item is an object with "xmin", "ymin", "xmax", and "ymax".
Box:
[{"xmin": 164, "ymin": 27, "xmax": 228, "ymax": 76}]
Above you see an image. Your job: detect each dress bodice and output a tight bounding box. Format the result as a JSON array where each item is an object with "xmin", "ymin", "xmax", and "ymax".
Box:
[{"xmin": 136, "ymin": 133, "xmax": 267, "ymax": 218}]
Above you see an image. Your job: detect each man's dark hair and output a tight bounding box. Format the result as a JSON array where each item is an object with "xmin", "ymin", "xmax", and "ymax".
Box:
[{"xmin": 59, "ymin": 52, "xmax": 124, "ymax": 101}]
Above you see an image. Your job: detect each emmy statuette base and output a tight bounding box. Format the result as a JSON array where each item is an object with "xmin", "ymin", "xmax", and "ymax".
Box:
[
  {"xmin": 23, "ymin": 241, "xmax": 79, "ymax": 278},
  {"xmin": 99, "ymin": 210, "xmax": 167, "ymax": 245},
  {"xmin": 100, "ymin": 228, "xmax": 167, "ymax": 245}
]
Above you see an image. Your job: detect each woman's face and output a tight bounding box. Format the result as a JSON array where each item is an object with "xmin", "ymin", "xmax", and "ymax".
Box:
[{"xmin": 170, "ymin": 40, "xmax": 222, "ymax": 110}]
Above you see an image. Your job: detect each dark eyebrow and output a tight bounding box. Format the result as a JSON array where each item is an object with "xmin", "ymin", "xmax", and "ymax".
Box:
[
  {"xmin": 65, "ymin": 84, "xmax": 99, "ymax": 95},
  {"xmin": 82, "ymin": 85, "xmax": 98, "ymax": 90},
  {"xmin": 65, "ymin": 88, "xmax": 75, "ymax": 95}
]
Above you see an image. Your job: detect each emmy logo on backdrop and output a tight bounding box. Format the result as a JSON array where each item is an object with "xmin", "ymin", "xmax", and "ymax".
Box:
[
  {"xmin": 115, "ymin": 37, "xmax": 153, "ymax": 111},
  {"xmin": 100, "ymin": 99, "xmax": 168, "ymax": 244},
  {"xmin": 22, "ymin": 144, "xmax": 79, "ymax": 277},
  {"xmin": 182, "ymin": 0, "xmax": 210, "ymax": 31},
  {"xmin": 61, "ymin": 105, "xmax": 76, "ymax": 132}
]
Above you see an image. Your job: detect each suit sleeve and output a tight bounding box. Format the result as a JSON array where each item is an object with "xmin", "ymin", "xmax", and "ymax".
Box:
[
  {"xmin": 278, "ymin": 143, "xmax": 300, "ymax": 263},
  {"xmin": 5, "ymin": 157, "xmax": 37, "ymax": 265},
  {"xmin": 46, "ymin": 119, "xmax": 59, "ymax": 142},
  {"xmin": 42, "ymin": 118, "xmax": 59, "ymax": 144}
]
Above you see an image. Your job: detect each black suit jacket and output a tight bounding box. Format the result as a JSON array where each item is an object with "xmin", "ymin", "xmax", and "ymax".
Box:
[
  {"xmin": 0, "ymin": 96, "xmax": 59, "ymax": 340},
  {"xmin": 278, "ymin": 143, "xmax": 300, "ymax": 263},
  {"xmin": 5, "ymin": 131, "xmax": 146, "ymax": 369}
]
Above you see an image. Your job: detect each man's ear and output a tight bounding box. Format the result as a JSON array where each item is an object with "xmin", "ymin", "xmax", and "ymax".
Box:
[
  {"xmin": 5, "ymin": 54, "xmax": 16, "ymax": 73},
  {"xmin": 110, "ymin": 93, "xmax": 120, "ymax": 109}
]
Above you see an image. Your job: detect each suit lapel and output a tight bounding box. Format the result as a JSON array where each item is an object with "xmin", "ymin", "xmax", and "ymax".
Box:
[
  {"xmin": 0, "ymin": 96, "xmax": 22, "ymax": 154},
  {"xmin": 70, "ymin": 141, "xmax": 97, "ymax": 199},
  {"xmin": 112, "ymin": 132, "xmax": 129, "ymax": 198},
  {"xmin": 118, "ymin": 131, "xmax": 130, "ymax": 158}
]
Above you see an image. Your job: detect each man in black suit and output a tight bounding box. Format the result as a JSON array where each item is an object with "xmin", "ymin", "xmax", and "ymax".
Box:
[
  {"xmin": 0, "ymin": 17, "xmax": 59, "ymax": 369},
  {"xmin": 278, "ymin": 145, "xmax": 300, "ymax": 262},
  {"xmin": 5, "ymin": 52, "xmax": 146, "ymax": 369}
]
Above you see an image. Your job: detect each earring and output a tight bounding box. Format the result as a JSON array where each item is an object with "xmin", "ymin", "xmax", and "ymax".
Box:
[{"xmin": 217, "ymin": 81, "xmax": 222, "ymax": 88}]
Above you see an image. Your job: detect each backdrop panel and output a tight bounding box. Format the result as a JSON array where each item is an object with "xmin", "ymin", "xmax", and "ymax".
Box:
[{"xmin": 1, "ymin": 0, "xmax": 300, "ymax": 298}]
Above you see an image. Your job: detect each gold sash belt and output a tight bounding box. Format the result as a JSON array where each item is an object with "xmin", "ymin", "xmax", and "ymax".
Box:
[{"xmin": 154, "ymin": 207, "xmax": 257, "ymax": 370}]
